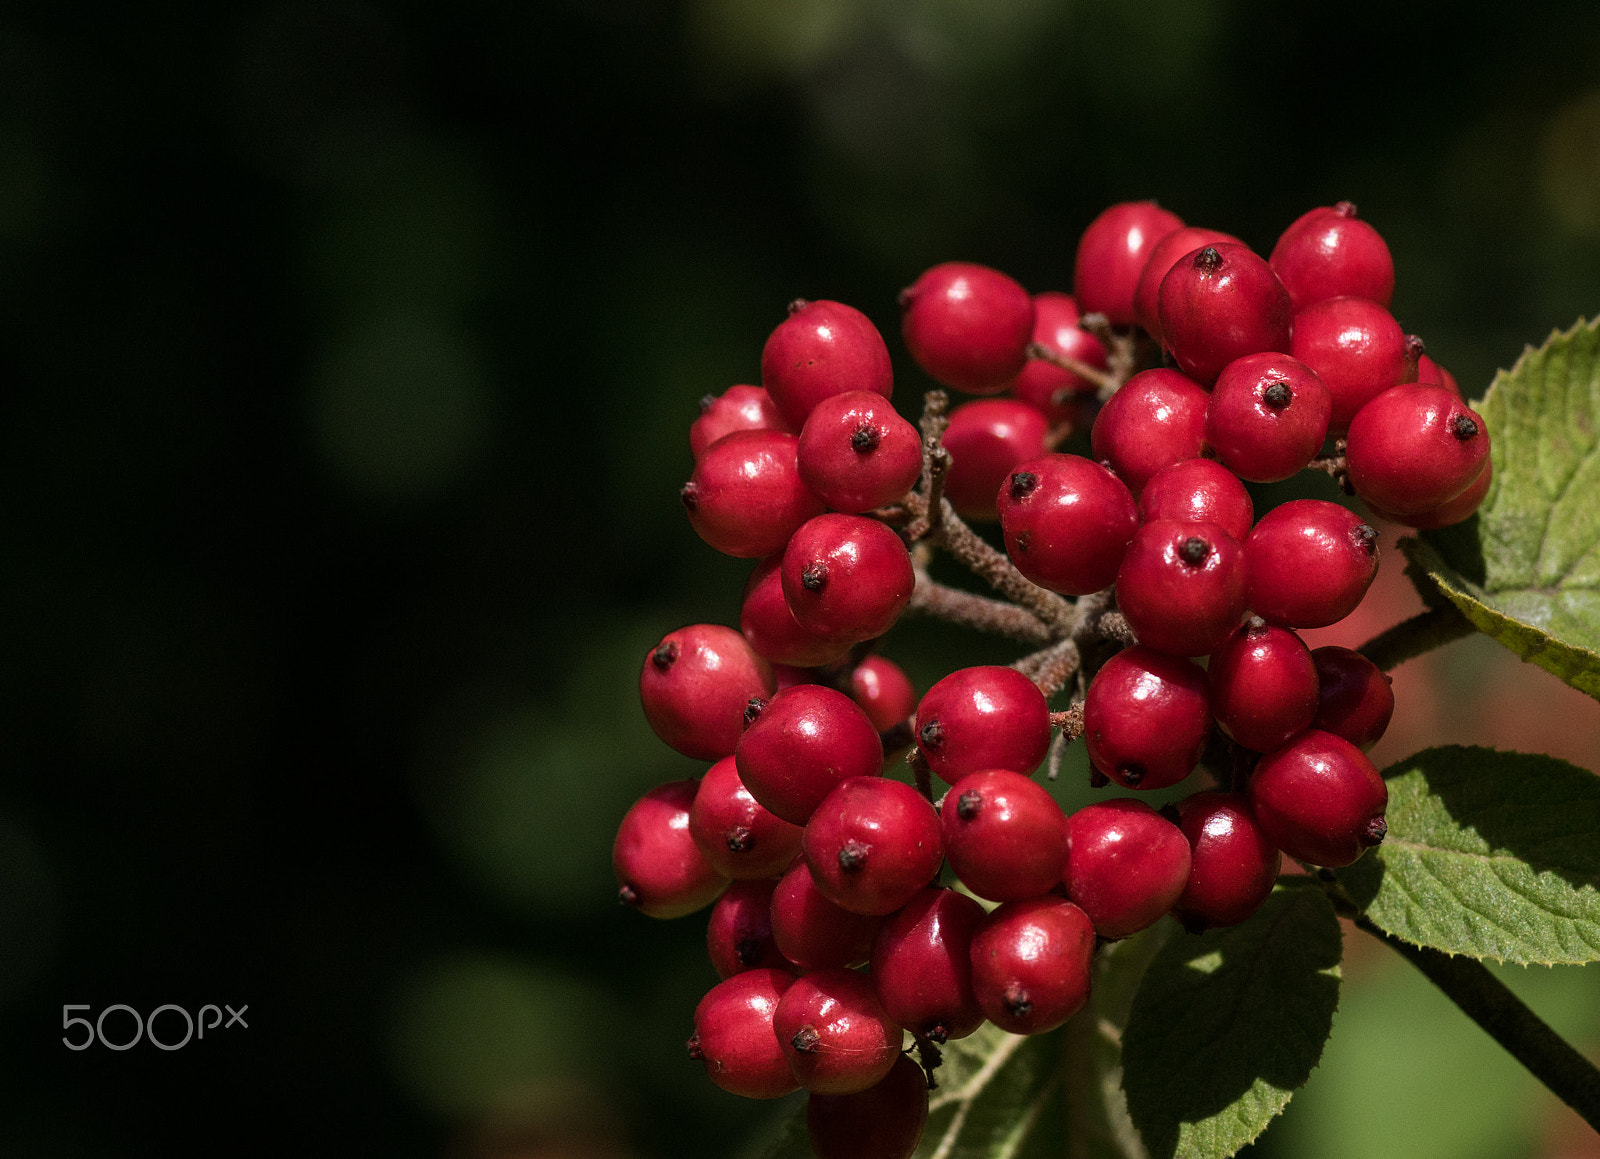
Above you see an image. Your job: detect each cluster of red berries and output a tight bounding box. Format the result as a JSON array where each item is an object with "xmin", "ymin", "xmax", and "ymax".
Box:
[{"xmin": 613, "ymin": 199, "xmax": 1488, "ymax": 1159}]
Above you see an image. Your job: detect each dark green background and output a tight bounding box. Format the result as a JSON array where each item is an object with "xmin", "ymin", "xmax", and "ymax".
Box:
[{"xmin": 2, "ymin": 1, "xmax": 1599, "ymax": 1155}]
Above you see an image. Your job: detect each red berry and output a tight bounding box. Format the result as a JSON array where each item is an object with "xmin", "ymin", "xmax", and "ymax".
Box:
[
  {"xmin": 1244, "ymin": 500, "xmax": 1379, "ymax": 628},
  {"xmin": 780, "ymin": 514, "xmax": 915, "ymax": 645},
  {"xmin": 737, "ymin": 685, "xmax": 884, "ymax": 825},
  {"xmin": 1115, "ymin": 519, "xmax": 1248, "ymax": 657},
  {"xmin": 1169, "ymin": 791, "xmax": 1281, "ymax": 930},
  {"xmin": 681, "ymin": 430, "xmax": 826, "ymax": 558},
  {"xmin": 942, "ymin": 398, "xmax": 1051, "ymax": 522},
  {"xmin": 761, "ymin": 299, "xmax": 894, "ymax": 430},
  {"xmin": 849, "ymin": 655, "xmax": 916, "ymax": 733},
  {"xmin": 1133, "ymin": 225, "xmax": 1242, "ymax": 346},
  {"xmin": 1090, "ymin": 367, "xmax": 1209, "ymax": 495},
  {"xmin": 969, "ymin": 897, "xmax": 1096, "ymax": 1035},
  {"xmin": 1416, "ymin": 352, "xmax": 1461, "ymax": 396},
  {"xmin": 1248, "ymin": 730, "xmax": 1388, "ymax": 868},
  {"xmin": 997, "ymin": 453, "xmax": 1138, "ymax": 595},
  {"xmin": 1204, "ymin": 352, "xmax": 1332, "ymax": 483},
  {"xmin": 1137, "ymin": 458, "xmax": 1254, "ymax": 544},
  {"xmin": 770, "ymin": 857, "xmax": 883, "ymax": 970},
  {"xmin": 1157, "ymin": 243, "xmax": 1293, "ymax": 386},
  {"xmin": 803, "ymin": 777, "xmax": 943, "ymax": 916},
  {"xmin": 797, "ymin": 390, "xmax": 923, "ymax": 513},
  {"xmin": 1290, "ymin": 296, "xmax": 1415, "ymax": 434},
  {"xmin": 900, "ymin": 262, "xmax": 1034, "ymax": 393},
  {"xmin": 1269, "ymin": 201, "xmax": 1395, "ymax": 311},
  {"xmin": 1207, "ymin": 618, "xmax": 1320, "ymax": 753},
  {"xmin": 690, "ymin": 968, "xmax": 798, "ymax": 1099},
  {"xmin": 1062, "ymin": 799, "xmax": 1192, "ymax": 939},
  {"xmin": 1310, "ymin": 646, "xmax": 1395, "ymax": 752},
  {"xmin": 1010, "ymin": 291, "xmax": 1108, "ymax": 422},
  {"xmin": 1346, "ymin": 384, "xmax": 1489, "ymax": 518},
  {"xmin": 914, "ymin": 666, "xmax": 1051, "ymax": 785},
  {"xmin": 940, "ymin": 769, "xmax": 1068, "ymax": 901},
  {"xmin": 689, "ymin": 754, "xmax": 806, "ymax": 880},
  {"xmin": 1083, "ymin": 645, "xmax": 1211, "ymax": 790},
  {"xmin": 614, "ymin": 780, "xmax": 729, "ymax": 919},
  {"xmin": 1364, "ymin": 459, "xmax": 1493, "ymax": 529},
  {"xmin": 690, "ymin": 385, "xmax": 792, "ymax": 460},
  {"xmin": 706, "ymin": 879, "xmax": 798, "ymax": 979},
  {"xmin": 807, "ymin": 1053, "xmax": 930, "ymax": 1159},
  {"xmin": 640, "ymin": 624, "xmax": 777, "ymax": 760},
  {"xmin": 1073, "ymin": 200, "xmax": 1186, "ymax": 327},
  {"xmin": 775, "ymin": 968, "xmax": 904, "ymax": 1095},
  {"xmin": 870, "ymin": 886, "xmax": 987, "ymax": 1042},
  {"xmin": 741, "ymin": 555, "xmax": 851, "ymax": 668}
]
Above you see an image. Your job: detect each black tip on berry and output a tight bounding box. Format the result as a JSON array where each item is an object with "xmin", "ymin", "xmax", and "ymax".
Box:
[
  {"xmin": 897, "ymin": 286, "xmax": 914, "ymax": 308},
  {"xmin": 924, "ymin": 1023, "xmax": 950, "ymax": 1045},
  {"xmin": 851, "ymin": 424, "xmax": 881, "ymax": 452},
  {"xmin": 1362, "ymin": 816, "xmax": 1389, "ymax": 846},
  {"xmin": 838, "ymin": 840, "xmax": 869, "ymax": 873},
  {"xmin": 686, "ymin": 1033, "xmax": 704, "ymax": 1060},
  {"xmin": 791, "ymin": 1026, "xmax": 821, "ymax": 1053},
  {"xmin": 919, "ymin": 719, "xmax": 945, "ymax": 750},
  {"xmin": 1118, "ymin": 763, "xmax": 1145, "ymax": 787},
  {"xmin": 619, "ymin": 884, "xmax": 640, "ymax": 907},
  {"xmin": 956, "ymin": 790, "xmax": 983, "ymax": 821},
  {"xmin": 787, "ymin": 298, "xmax": 809, "ymax": 315},
  {"xmin": 801, "ymin": 562, "xmax": 829, "ymax": 591},
  {"xmin": 1194, "ymin": 245, "xmax": 1223, "ymax": 272},
  {"xmin": 1263, "ymin": 381, "xmax": 1292, "ymax": 408},
  {"xmin": 650, "ymin": 641, "xmax": 678, "ymax": 671},
  {"xmin": 1405, "ymin": 334, "xmax": 1427, "ymax": 361},
  {"xmin": 1245, "ymin": 615, "xmax": 1269, "ymax": 636},
  {"xmin": 1002, "ymin": 985, "xmax": 1033, "ymax": 1018},
  {"xmin": 743, "ymin": 697, "xmax": 769, "ymax": 727},
  {"xmin": 726, "ymin": 825, "xmax": 754, "ymax": 853},
  {"xmin": 678, "ymin": 482, "xmax": 699, "ymax": 511},
  {"xmin": 1089, "ymin": 767, "xmax": 1110, "ymax": 788},
  {"xmin": 735, "ymin": 938, "xmax": 763, "ymax": 967},
  {"xmin": 1159, "ymin": 803, "xmax": 1182, "ymax": 826},
  {"xmin": 1352, "ymin": 523, "xmax": 1379, "ymax": 555},
  {"xmin": 1450, "ymin": 413, "xmax": 1480, "ymax": 441},
  {"xmin": 1334, "ymin": 200, "xmax": 1358, "ymax": 218},
  {"xmin": 1009, "ymin": 471, "xmax": 1038, "ymax": 500},
  {"xmin": 1179, "ymin": 536, "xmax": 1211, "ymax": 565},
  {"xmin": 698, "ymin": 393, "xmax": 716, "ymax": 414}
]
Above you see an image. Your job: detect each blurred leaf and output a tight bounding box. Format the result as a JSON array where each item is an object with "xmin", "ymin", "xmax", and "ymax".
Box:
[
  {"xmin": 1405, "ymin": 316, "xmax": 1600, "ymax": 699},
  {"xmin": 1338, "ymin": 746, "xmax": 1600, "ymax": 964},
  {"xmin": 1120, "ymin": 881, "xmax": 1341, "ymax": 1159}
]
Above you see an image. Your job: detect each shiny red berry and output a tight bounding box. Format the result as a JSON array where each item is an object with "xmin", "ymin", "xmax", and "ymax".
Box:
[
  {"xmin": 1169, "ymin": 791, "xmax": 1281, "ymax": 931},
  {"xmin": 689, "ymin": 968, "xmax": 799, "ymax": 1099},
  {"xmin": 969, "ymin": 896, "xmax": 1096, "ymax": 1035},
  {"xmin": 689, "ymin": 754, "xmax": 806, "ymax": 880},
  {"xmin": 1346, "ymin": 384, "xmax": 1489, "ymax": 518},
  {"xmin": 1063, "ymin": 798, "xmax": 1192, "ymax": 939},
  {"xmin": 914, "ymin": 666, "xmax": 1051, "ymax": 785},
  {"xmin": 1083, "ymin": 645, "xmax": 1211, "ymax": 790},
  {"xmin": 1010, "ymin": 291, "xmax": 1108, "ymax": 422},
  {"xmin": 1089, "ymin": 367, "xmax": 1209, "ymax": 495},
  {"xmin": 736, "ymin": 685, "xmax": 884, "ymax": 825},
  {"xmin": 1311, "ymin": 646, "xmax": 1395, "ymax": 752},
  {"xmin": 1244, "ymin": 500, "xmax": 1379, "ymax": 629},
  {"xmin": 775, "ymin": 968, "xmax": 904, "ymax": 1095},
  {"xmin": 1416, "ymin": 352, "xmax": 1461, "ymax": 396},
  {"xmin": 614, "ymin": 780, "xmax": 729, "ymax": 919},
  {"xmin": 640, "ymin": 624, "xmax": 777, "ymax": 760},
  {"xmin": 706, "ymin": 879, "xmax": 798, "ymax": 979},
  {"xmin": 781, "ymin": 514, "xmax": 914, "ymax": 645},
  {"xmin": 1248, "ymin": 730, "xmax": 1388, "ymax": 868},
  {"xmin": 761, "ymin": 299, "xmax": 894, "ymax": 430},
  {"xmin": 1269, "ymin": 201, "xmax": 1395, "ymax": 311},
  {"xmin": 807, "ymin": 1053, "xmax": 930, "ymax": 1159},
  {"xmin": 740, "ymin": 555, "xmax": 851, "ymax": 668},
  {"xmin": 1207, "ymin": 618, "xmax": 1319, "ymax": 753},
  {"xmin": 941, "ymin": 398, "xmax": 1051, "ymax": 522},
  {"xmin": 1073, "ymin": 200, "xmax": 1186, "ymax": 327},
  {"xmin": 940, "ymin": 768, "xmax": 1068, "ymax": 901},
  {"xmin": 681, "ymin": 430, "xmax": 825, "ymax": 558},
  {"xmin": 900, "ymin": 262, "xmax": 1034, "ymax": 393},
  {"xmin": 870, "ymin": 886, "xmax": 987, "ymax": 1042},
  {"xmin": 770, "ymin": 857, "xmax": 883, "ymax": 970},
  {"xmin": 849, "ymin": 655, "xmax": 916, "ymax": 733},
  {"xmin": 1204, "ymin": 352, "xmax": 1332, "ymax": 483},
  {"xmin": 690, "ymin": 384, "xmax": 792, "ymax": 460},
  {"xmin": 1115, "ymin": 519, "xmax": 1248, "ymax": 657},
  {"xmin": 1362, "ymin": 459, "xmax": 1492, "ymax": 529},
  {"xmin": 803, "ymin": 777, "xmax": 943, "ymax": 916},
  {"xmin": 1157, "ymin": 243, "xmax": 1293, "ymax": 386},
  {"xmin": 797, "ymin": 390, "xmax": 923, "ymax": 513},
  {"xmin": 1290, "ymin": 295, "xmax": 1415, "ymax": 434},
  {"xmin": 997, "ymin": 453, "xmax": 1138, "ymax": 595},
  {"xmin": 1133, "ymin": 225, "xmax": 1242, "ymax": 346},
  {"xmin": 1137, "ymin": 458, "xmax": 1254, "ymax": 544}
]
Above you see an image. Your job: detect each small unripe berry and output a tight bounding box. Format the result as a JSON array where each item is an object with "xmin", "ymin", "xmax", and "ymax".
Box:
[
  {"xmin": 1083, "ymin": 646, "xmax": 1211, "ymax": 790},
  {"xmin": 914, "ymin": 666, "xmax": 1051, "ymax": 784},
  {"xmin": 641, "ymin": 624, "xmax": 777, "ymax": 760},
  {"xmin": 803, "ymin": 777, "xmax": 944, "ymax": 916},
  {"xmin": 1063, "ymin": 798, "xmax": 1192, "ymax": 939},
  {"xmin": 969, "ymin": 897, "xmax": 1096, "ymax": 1035},
  {"xmin": 1248, "ymin": 730, "xmax": 1389, "ymax": 868},
  {"xmin": 1074, "ymin": 200, "xmax": 1186, "ymax": 327},
  {"xmin": 614, "ymin": 780, "xmax": 729, "ymax": 919},
  {"xmin": 761, "ymin": 299, "xmax": 894, "ymax": 430},
  {"xmin": 997, "ymin": 453, "xmax": 1138, "ymax": 595},
  {"xmin": 775, "ymin": 968, "xmax": 904, "ymax": 1095},
  {"xmin": 690, "ymin": 968, "xmax": 799, "ymax": 1099},
  {"xmin": 900, "ymin": 262, "xmax": 1034, "ymax": 393},
  {"xmin": 681, "ymin": 430, "xmax": 825, "ymax": 558}
]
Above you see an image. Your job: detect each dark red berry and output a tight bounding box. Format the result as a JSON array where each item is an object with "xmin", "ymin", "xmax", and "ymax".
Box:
[
  {"xmin": 1073, "ymin": 200, "xmax": 1186, "ymax": 327},
  {"xmin": 849, "ymin": 655, "xmax": 916, "ymax": 733},
  {"xmin": 870, "ymin": 886, "xmax": 987, "ymax": 1042},
  {"xmin": 1244, "ymin": 500, "xmax": 1379, "ymax": 629},
  {"xmin": 780, "ymin": 514, "xmax": 915, "ymax": 645},
  {"xmin": 761, "ymin": 299, "xmax": 894, "ymax": 430},
  {"xmin": 1416, "ymin": 353, "xmax": 1461, "ymax": 396},
  {"xmin": 690, "ymin": 385, "xmax": 793, "ymax": 460},
  {"xmin": 1083, "ymin": 645, "xmax": 1211, "ymax": 790},
  {"xmin": 941, "ymin": 398, "xmax": 1051, "ymax": 522},
  {"xmin": 1364, "ymin": 459, "xmax": 1493, "ymax": 529},
  {"xmin": 1290, "ymin": 296, "xmax": 1415, "ymax": 434},
  {"xmin": 736, "ymin": 684, "xmax": 884, "ymax": 825},
  {"xmin": 797, "ymin": 390, "xmax": 923, "ymax": 513},
  {"xmin": 1311, "ymin": 646, "xmax": 1395, "ymax": 752},
  {"xmin": 682, "ymin": 430, "xmax": 826, "ymax": 558},
  {"xmin": 803, "ymin": 777, "xmax": 943, "ymax": 916},
  {"xmin": 640, "ymin": 624, "xmax": 777, "ymax": 760},
  {"xmin": 1089, "ymin": 367, "xmax": 1209, "ymax": 496},
  {"xmin": 775, "ymin": 968, "xmax": 904, "ymax": 1095},
  {"xmin": 1063, "ymin": 799, "xmax": 1192, "ymax": 939},
  {"xmin": 914, "ymin": 666, "xmax": 1051, "ymax": 784},
  {"xmin": 741, "ymin": 555, "xmax": 852, "ymax": 668},
  {"xmin": 1346, "ymin": 384, "xmax": 1490, "ymax": 518},
  {"xmin": 614, "ymin": 780, "xmax": 729, "ymax": 919},
  {"xmin": 997, "ymin": 453, "xmax": 1138, "ymax": 595},
  {"xmin": 1137, "ymin": 458, "xmax": 1254, "ymax": 544},
  {"xmin": 1170, "ymin": 791, "xmax": 1281, "ymax": 930},
  {"xmin": 1204, "ymin": 352, "xmax": 1332, "ymax": 483},
  {"xmin": 1248, "ymin": 730, "xmax": 1388, "ymax": 867},
  {"xmin": 940, "ymin": 769, "xmax": 1069, "ymax": 901},
  {"xmin": 691, "ymin": 968, "xmax": 799, "ymax": 1099},
  {"xmin": 1133, "ymin": 225, "xmax": 1243, "ymax": 346},
  {"xmin": 689, "ymin": 754, "xmax": 806, "ymax": 880},
  {"xmin": 770, "ymin": 857, "xmax": 884, "ymax": 970},
  {"xmin": 1207, "ymin": 618, "xmax": 1320, "ymax": 753},
  {"xmin": 1269, "ymin": 202, "xmax": 1395, "ymax": 311},
  {"xmin": 807, "ymin": 1053, "xmax": 930, "ymax": 1159},
  {"xmin": 1157, "ymin": 243, "xmax": 1293, "ymax": 386},
  {"xmin": 1115, "ymin": 519, "xmax": 1248, "ymax": 657},
  {"xmin": 706, "ymin": 879, "xmax": 799, "ymax": 979},
  {"xmin": 1010, "ymin": 291, "xmax": 1108, "ymax": 422},
  {"xmin": 969, "ymin": 896, "xmax": 1096, "ymax": 1035},
  {"xmin": 900, "ymin": 262, "xmax": 1035, "ymax": 394}
]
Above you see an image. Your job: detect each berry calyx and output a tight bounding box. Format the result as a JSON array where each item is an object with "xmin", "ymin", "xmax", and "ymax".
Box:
[
  {"xmin": 900, "ymin": 262, "xmax": 1035, "ymax": 393},
  {"xmin": 761, "ymin": 299, "xmax": 893, "ymax": 430}
]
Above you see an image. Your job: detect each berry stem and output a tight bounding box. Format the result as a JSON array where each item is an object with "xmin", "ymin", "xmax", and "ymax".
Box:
[
  {"xmin": 906, "ymin": 568, "xmax": 1055, "ymax": 644},
  {"xmin": 1305, "ymin": 446, "xmax": 1353, "ymax": 494},
  {"xmin": 1356, "ymin": 605, "xmax": 1475, "ymax": 671},
  {"xmin": 905, "ymin": 390, "xmax": 953, "ymax": 542},
  {"xmin": 1026, "ymin": 340, "xmax": 1115, "ymax": 394},
  {"xmin": 1021, "ymin": 637, "xmax": 1082, "ymax": 699},
  {"xmin": 907, "ymin": 746, "xmax": 934, "ymax": 804}
]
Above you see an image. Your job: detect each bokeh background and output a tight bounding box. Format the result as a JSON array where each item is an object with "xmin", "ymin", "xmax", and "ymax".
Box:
[{"xmin": 3, "ymin": 1, "xmax": 1600, "ymax": 1155}]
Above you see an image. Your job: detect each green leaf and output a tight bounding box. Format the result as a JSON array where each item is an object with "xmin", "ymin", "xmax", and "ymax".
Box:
[
  {"xmin": 1404, "ymin": 316, "xmax": 1600, "ymax": 699},
  {"xmin": 1336, "ymin": 745, "xmax": 1600, "ymax": 965},
  {"xmin": 1120, "ymin": 881, "xmax": 1342, "ymax": 1159}
]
